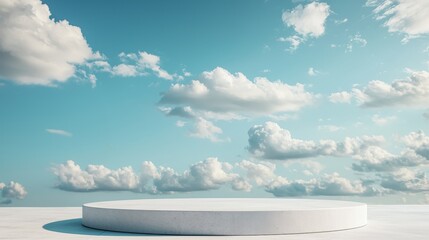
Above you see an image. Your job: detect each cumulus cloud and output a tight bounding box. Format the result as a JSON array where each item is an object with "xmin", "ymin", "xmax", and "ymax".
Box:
[
  {"xmin": 0, "ymin": 181, "xmax": 27, "ymax": 204},
  {"xmin": 265, "ymin": 173, "xmax": 375, "ymax": 197},
  {"xmin": 150, "ymin": 158, "xmax": 243, "ymax": 193},
  {"xmin": 280, "ymin": 2, "xmax": 330, "ymax": 50},
  {"xmin": 237, "ymin": 160, "xmax": 277, "ymax": 186},
  {"xmin": 248, "ymin": 122, "xmax": 429, "ymax": 174},
  {"xmin": 248, "ymin": 121, "xmax": 385, "ymax": 160},
  {"xmin": 52, "ymin": 160, "xmax": 139, "ymax": 191},
  {"xmin": 331, "ymin": 70, "xmax": 429, "ymax": 108},
  {"xmin": 380, "ymin": 168, "xmax": 429, "ymax": 192},
  {"xmin": 282, "ymin": 2, "xmax": 330, "ymax": 37},
  {"xmin": 46, "ymin": 129, "xmax": 72, "ymax": 137},
  {"xmin": 367, "ymin": 0, "xmax": 429, "ymax": 42},
  {"xmin": 329, "ymin": 91, "xmax": 353, "ymax": 103},
  {"xmin": 189, "ymin": 117, "xmax": 223, "ymax": 142},
  {"xmin": 159, "ymin": 67, "xmax": 314, "ymax": 141},
  {"xmin": 0, "ymin": 0, "xmax": 94, "ymax": 86},
  {"xmin": 160, "ymin": 67, "xmax": 314, "ymax": 117},
  {"xmin": 52, "ymin": 158, "xmax": 248, "ymax": 194}
]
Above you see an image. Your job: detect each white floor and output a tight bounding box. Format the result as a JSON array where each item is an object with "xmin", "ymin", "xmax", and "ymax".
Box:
[{"xmin": 0, "ymin": 205, "xmax": 428, "ymax": 239}]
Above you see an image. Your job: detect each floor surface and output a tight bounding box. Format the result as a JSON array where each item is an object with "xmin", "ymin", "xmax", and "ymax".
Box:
[{"xmin": 0, "ymin": 205, "xmax": 428, "ymax": 239}]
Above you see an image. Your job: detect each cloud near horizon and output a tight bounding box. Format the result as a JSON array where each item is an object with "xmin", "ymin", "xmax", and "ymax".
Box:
[
  {"xmin": 0, "ymin": 181, "xmax": 27, "ymax": 204},
  {"xmin": 52, "ymin": 158, "xmax": 251, "ymax": 194},
  {"xmin": 248, "ymin": 122, "xmax": 429, "ymax": 172}
]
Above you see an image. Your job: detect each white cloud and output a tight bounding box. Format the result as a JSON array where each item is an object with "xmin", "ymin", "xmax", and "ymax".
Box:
[
  {"xmin": 329, "ymin": 91, "xmax": 352, "ymax": 103},
  {"xmin": 237, "ymin": 160, "xmax": 276, "ymax": 186},
  {"xmin": 111, "ymin": 64, "xmax": 140, "ymax": 77},
  {"xmin": 380, "ymin": 168, "xmax": 429, "ymax": 192},
  {"xmin": 334, "ymin": 18, "xmax": 348, "ymax": 24},
  {"xmin": 109, "ymin": 51, "xmax": 177, "ymax": 80},
  {"xmin": 280, "ymin": 2, "xmax": 330, "ymax": 50},
  {"xmin": 247, "ymin": 121, "xmax": 385, "ymax": 160},
  {"xmin": 371, "ymin": 114, "xmax": 396, "ymax": 125},
  {"xmin": 367, "ymin": 0, "xmax": 429, "ymax": 42},
  {"xmin": 231, "ymin": 178, "xmax": 252, "ymax": 192},
  {"xmin": 52, "ymin": 158, "xmax": 248, "ymax": 194},
  {"xmin": 52, "ymin": 160, "xmax": 139, "ymax": 191},
  {"xmin": 307, "ymin": 67, "xmax": 319, "ymax": 76},
  {"xmin": 46, "ymin": 129, "xmax": 72, "ymax": 137},
  {"xmin": 159, "ymin": 67, "xmax": 314, "ymax": 141},
  {"xmin": 138, "ymin": 52, "xmax": 174, "ymax": 80},
  {"xmin": 176, "ymin": 120, "xmax": 186, "ymax": 127},
  {"xmin": 332, "ymin": 70, "xmax": 429, "ymax": 107},
  {"xmin": 345, "ymin": 34, "xmax": 367, "ymax": 53},
  {"xmin": 0, "ymin": 0, "xmax": 94, "ymax": 86},
  {"xmin": 265, "ymin": 173, "xmax": 372, "ymax": 197},
  {"xmin": 248, "ymin": 122, "xmax": 429, "ymax": 174},
  {"xmin": 0, "ymin": 181, "xmax": 27, "ymax": 203},
  {"xmin": 282, "ymin": 2, "xmax": 330, "ymax": 38},
  {"xmin": 160, "ymin": 67, "xmax": 315, "ymax": 118},
  {"xmin": 278, "ymin": 35, "xmax": 304, "ymax": 51},
  {"xmin": 190, "ymin": 117, "xmax": 223, "ymax": 142},
  {"xmin": 143, "ymin": 157, "xmax": 243, "ymax": 193}
]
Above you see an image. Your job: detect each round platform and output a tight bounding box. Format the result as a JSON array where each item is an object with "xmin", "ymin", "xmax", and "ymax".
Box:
[{"xmin": 82, "ymin": 198, "xmax": 367, "ymax": 235}]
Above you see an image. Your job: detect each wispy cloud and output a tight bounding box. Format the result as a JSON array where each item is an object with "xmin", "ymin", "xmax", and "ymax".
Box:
[{"xmin": 46, "ymin": 129, "xmax": 72, "ymax": 137}]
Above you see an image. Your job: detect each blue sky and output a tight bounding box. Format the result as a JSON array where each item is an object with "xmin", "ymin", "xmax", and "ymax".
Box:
[{"xmin": 1, "ymin": 0, "xmax": 429, "ymax": 206}]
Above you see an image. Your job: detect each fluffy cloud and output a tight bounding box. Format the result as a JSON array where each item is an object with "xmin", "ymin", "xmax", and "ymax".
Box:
[
  {"xmin": 329, "ymin": 91, "xmax": 352, "ymax": 103},
  {"xmin": 380, "ymin": 168, "xmax": 429, "ymax": 192},
  {"xmin": 111, "ymin": 64, "xmax": 140, "ymax": 77},
  {"xmin": 280, "ymin": 2, "xmax": 330, "ymax": 50},
  {"xmin": 265, "ymin": 173, "xmax": 374, "ymax": 197},
  {"xmin": 190, "ymin": 117, "xmax": 223, "ymax": 142},
  {"xmin": 248, "ymin": 121, "xmax": 385, "ymax": 160},
  {"xmin": 0, "ymin": 0, "xmax": 94, "ymax": 86},
  {"xmin": 46, "ymin": 129, "xmax": 72, "ymax": 137},
  {"xmin": 160, "ymin": 67, "xmax": 314, "ymax": 117},
  {"xmin": 0, "ymin": 181, "xmax": 27, "ymax": 204},
  {"xmin": 160, "ymin": 67, "xmax": 314, "ymax": 141},
  {"xmin": 282, "ymin": 2, "xmax": 330, "ymax": 38},
  {"xmin": 150, "ymin": 158, "xmax": 243, "ymax": 193},
  {"xmin": 52, "ymin": 160, "xmax": 139, "ymax": 191},
  {"xmin": 331, "ymin": 70, "xmax": 429, "ymax": 108},
  {"xmin": 52, "ymin": 158, "xmax": 248, "ymax": 193},
  {"xmin": 367, "ymin": 0, "xmax": 429, "ymax": 42},
  {"xmin": 237, "ymin": 160, "xmax": 277, "ymax": 186},
  {"xmin": 86, "ymin": 51, "xmax": 181, "ymax": 80},
  {"xmin": 248, "ymin": 122, "xmax": 429, "ymax": 174}
]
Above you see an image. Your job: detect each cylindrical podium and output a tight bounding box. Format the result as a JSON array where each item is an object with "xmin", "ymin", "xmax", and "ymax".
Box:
[{"xmin": 82, "ymin": 198, "xmax": 367, "ymax": 235}]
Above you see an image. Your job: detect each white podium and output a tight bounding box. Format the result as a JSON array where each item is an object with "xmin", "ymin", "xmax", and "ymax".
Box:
[{"xmin": 82, "ymin": 198, "xmax": 367, "ymax": 235}]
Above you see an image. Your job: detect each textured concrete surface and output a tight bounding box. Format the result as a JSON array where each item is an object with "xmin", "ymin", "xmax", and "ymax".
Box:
[
  {"xmin": 82, "ymin": 198, "xmax": 367, "ymax": 235},
  {"xmin": 0, "ymin": 205, "xmax": 428, "ymax": 239}
]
